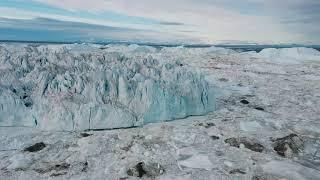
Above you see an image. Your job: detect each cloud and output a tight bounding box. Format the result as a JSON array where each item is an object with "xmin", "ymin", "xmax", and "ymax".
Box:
[
  {"xmin": 0, "ymin": 7, "xmax": 158, "ymax": 31},
  {"xmin": 0, "ymin": 17, "xmax": 197, "ymax": 43},
  {"xmin": 281, "ymin": 17, "xmax": 320, "ymax": 25},
  {"xmin": 2, "ymin": 0, "xmax": 320, "ymax": 44},
  {"xmin": 31, "ymin": 0, "xmax": 320, "ymax": 44},
  {"xmin": 159, "ymin": 21, "xmax": 185, "ymax": 26}
]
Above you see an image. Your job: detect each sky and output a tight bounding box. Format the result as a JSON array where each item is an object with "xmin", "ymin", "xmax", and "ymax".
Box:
[{"xmin": 0, "ymin": 0, "xmax": 319, "ymax": 44}]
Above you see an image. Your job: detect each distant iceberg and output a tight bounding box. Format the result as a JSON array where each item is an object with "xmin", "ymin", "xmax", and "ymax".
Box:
[{"xmin": 242, "ymin": 47, "xmax": 320, "ymax": 64}]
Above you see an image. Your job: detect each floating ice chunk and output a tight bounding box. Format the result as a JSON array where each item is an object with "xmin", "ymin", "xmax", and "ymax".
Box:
[
  {"xmin": 178, "ymin": 155, "xmax": 214, "ymax": 170},
  {"xmin": 177, "ymin": 147, "xmax": 215, "ymax": 170},
  {"xmin": 240, "ymin": 121, "xmax": 262, "ymax": 132}
]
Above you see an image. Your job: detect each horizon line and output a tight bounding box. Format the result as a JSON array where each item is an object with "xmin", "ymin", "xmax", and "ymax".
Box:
[{"xmin": 1, "ymin": 40, "xmax": 320, "ymax": 47}]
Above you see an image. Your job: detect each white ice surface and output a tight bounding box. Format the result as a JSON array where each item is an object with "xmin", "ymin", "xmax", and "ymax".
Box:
[
  {"xmin": 241, "ymin": 47, "xmax": 320, "ymax": 64},
  {"xmin": 1, "ymin": 44, "xmax": 320, "ymax": 179}
]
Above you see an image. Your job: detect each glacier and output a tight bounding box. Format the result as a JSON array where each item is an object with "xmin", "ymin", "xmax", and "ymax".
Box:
[
  {"xmin": 1, "ymin": 44, "xmax": 320, "ymax": 179},
  {"xmin": 0, "ymin": 44, "xmax": 216, "ymax": 131}
]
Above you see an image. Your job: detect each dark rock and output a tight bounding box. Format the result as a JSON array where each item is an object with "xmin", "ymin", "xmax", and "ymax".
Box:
[
  {"xmin": 229, "ymin": 169, "xmax": 246, "ymax": 174},
  {"xmin": 54, "ymin": 163, "xmax": 70, "ymax": 171},
  {"xmin": 81, "ymin": 162, "xmax": 88, "ymax": 172},
  {"xmin": 222, "ymin": 118, "xmax": 230, "ymax": 122},
  {"xmin": 252, "ymin": 175, "xmax": 268, "ymax": 180},
  {"xmin": 254, "ymin": 107, "xmax": 264, "ymax": 111},
  {"xmin": 240, "ymin": 99, "xmax": 250, "ymax": 104},
  {"xmin": 121, "ymin": 140, "xmax": 134, "ymax": 152},
  {"xmin": 225, "ymin": 138, "xmax": 240, "ymax": 147},
  {"xmin": 272, "ymin": 134, "xmax": 304, "ymax": 157},
  {"xmin": 35, "ymin": 162, "xmax": 70, "ymax": 174},
  {"xmin": 197, "ymin": 123, "xmax": 204, "ymax": 126},
  {"xmin": 127, "ymin": 162, "xmax": 146, "ymax": 178},
  {"xmin": 127, "ymin": 162, "xmax": 164, "ymax": 178},
  {"xmin": 215, "ymin": 150, "xmax": 224, "ymax": 156},
  {"xmin": 80, "ymin": 133, "xmax": 92, "ymax": 138},
  {"xmin": 204, "ymin": 122, "xmax": 215, "ymax": 128},
  {"xmin": 24, "ymin": 101, "xmax": 33, "ymax": 107},
  {"xmin": 210, "ymin": 136, "xmax": 220, "ymax": 140},
  {"xmin": 218, "ymin": 78, "xmax": 229, "ymax": 82},
  {"xmin": 126, "ymin": 169, "xmax": 133, "ymax": 176},
  {"xmin": 23, "ymin": 142, "xmax": 46, "ymax": 152},
  {"xmin": 197, "ymin": 122, "xmax": 215, "ymax": 128},
  {"xmin": 225, "ymin": 137, "xmax": 265, "ymax": 153},
  {"xmin": 50, "ymin": 172, "xmax": 67, "ymax": 177}
]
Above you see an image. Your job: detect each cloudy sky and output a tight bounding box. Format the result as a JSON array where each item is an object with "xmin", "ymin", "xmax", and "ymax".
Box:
[{"xmin": 0, "ymin": 0, "xmax": 319, "ymax": 44}]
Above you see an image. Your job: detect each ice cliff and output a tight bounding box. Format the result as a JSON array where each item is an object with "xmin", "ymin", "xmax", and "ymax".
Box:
[{"xmin": 0, "ymin": 44, "xmax": 215, "ymax": 131}]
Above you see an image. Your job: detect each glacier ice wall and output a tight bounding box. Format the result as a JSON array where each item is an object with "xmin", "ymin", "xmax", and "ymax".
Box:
[{"xmin": 0, "ymin": 44, "xmax": 216, "ymax": 131}]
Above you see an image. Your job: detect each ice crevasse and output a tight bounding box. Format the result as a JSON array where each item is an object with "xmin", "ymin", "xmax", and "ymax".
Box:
[{"xmin": 0, "ymin": 44, "xmax": 216, "ymax": 131}]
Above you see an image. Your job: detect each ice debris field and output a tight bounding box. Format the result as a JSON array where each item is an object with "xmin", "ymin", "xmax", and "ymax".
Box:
[{"xmin": 1, "ymin": 44, "xmax": 320, "ymax": 180}]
